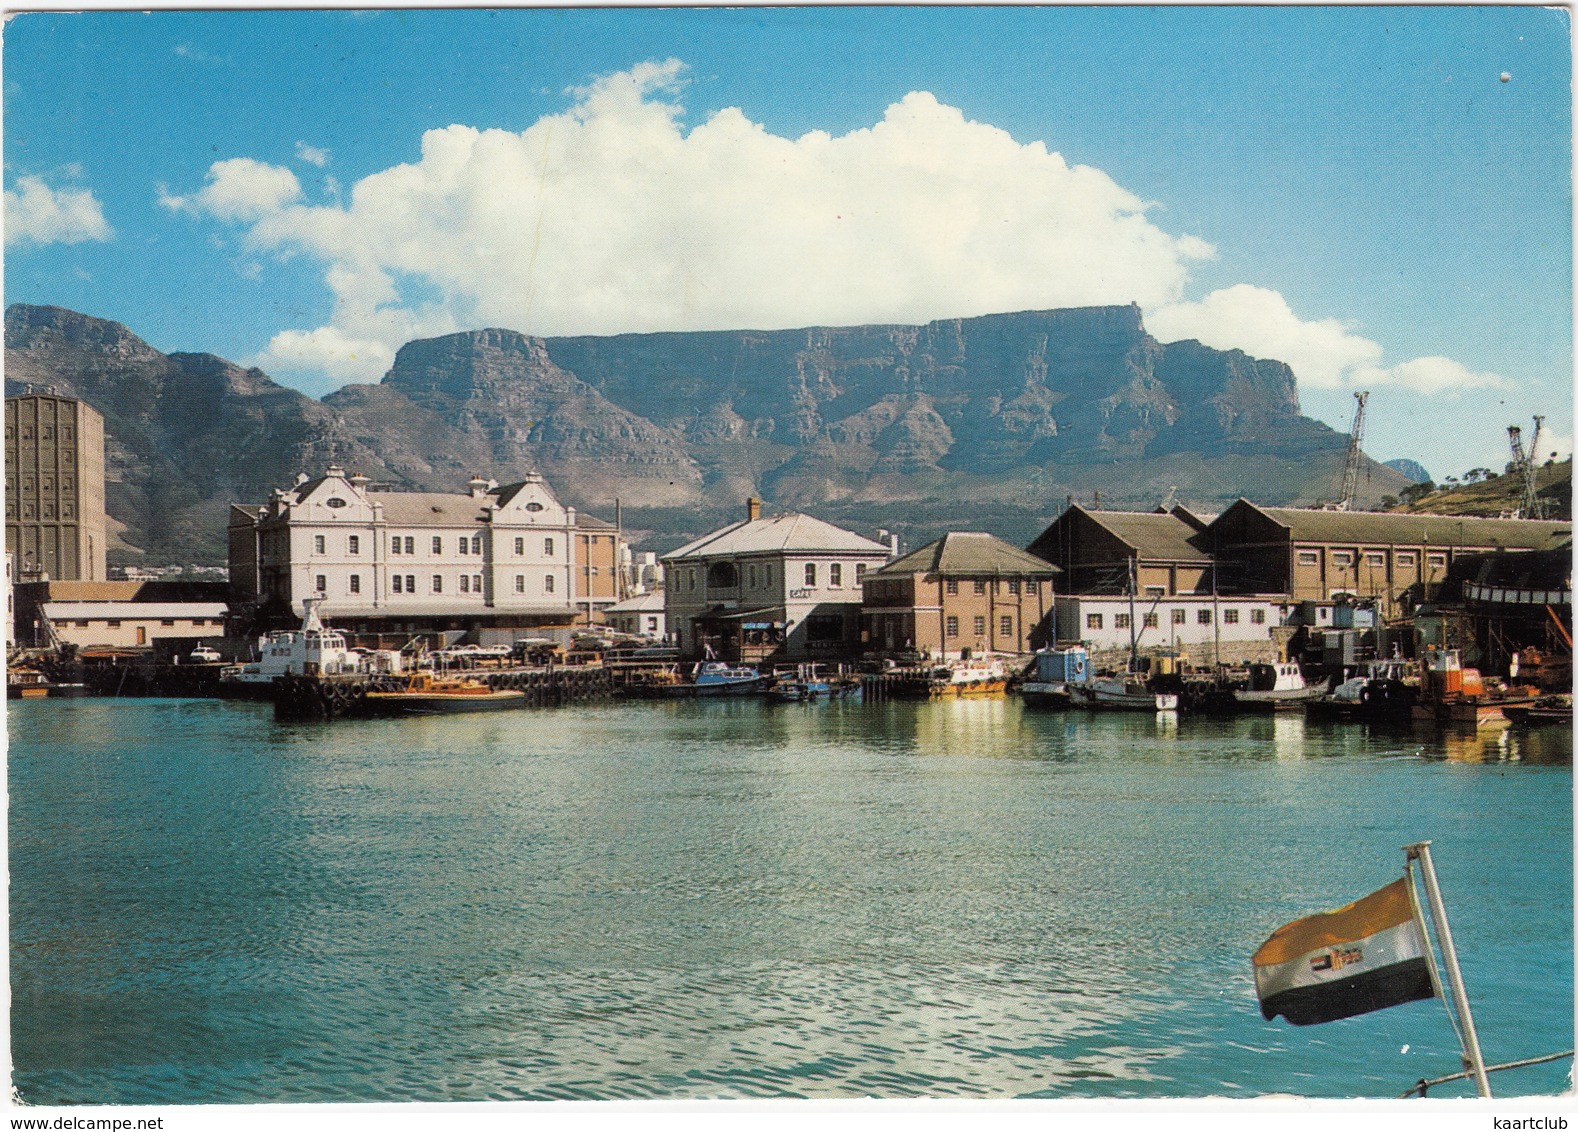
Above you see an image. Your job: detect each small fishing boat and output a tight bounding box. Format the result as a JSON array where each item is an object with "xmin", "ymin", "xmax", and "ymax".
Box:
[
  {"xmin": 886, "ymin": 657, "xmax": 1010, "ymax": 699},
  {"xmin": 365, "ymin": 672, "xmax": 526, "ymax": 714},
  {"xmin": 1232, "ymin": 660, "xmax": 1323, "ymax": 711},
  {"xmin": 1306, "ymin": 658, "xmax": 1417, "ymax": 722},
  {"xmin": 688, "ymin": 661, "xmax": 769, "ymax": 695},
  {"xmin": 1071, "ymin": 673, "xmax": 1179, "ymax": 712},
  {"xmin": 1501, "ymin": 695, "xmax": 1573, "ymax": 726},
  {"xmin": 1018, "ymin": 646, "xmax": 1089, "ymax": 709}
]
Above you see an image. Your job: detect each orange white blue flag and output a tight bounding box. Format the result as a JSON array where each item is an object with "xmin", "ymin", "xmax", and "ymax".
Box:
[{"xmin": 1253, "ymin": 878, "xmax": 1437, "ymax": 1026}]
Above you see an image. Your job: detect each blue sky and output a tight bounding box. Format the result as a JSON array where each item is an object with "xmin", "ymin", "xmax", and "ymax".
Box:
[{"xmin": 4, "ymin": 5, "xmax": 1571, "ymax": 479}]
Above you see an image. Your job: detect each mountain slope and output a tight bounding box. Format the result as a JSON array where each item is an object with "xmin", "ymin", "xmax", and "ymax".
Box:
[{"xmin": 5, "ymin": 303, "xmax": 1410, "ymax": 564}]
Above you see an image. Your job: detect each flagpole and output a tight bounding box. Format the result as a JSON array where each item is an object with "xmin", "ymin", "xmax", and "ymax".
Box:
[{"xmin": 1405, "ymin": 840, "xmax": 1492, "ymax": 1097}]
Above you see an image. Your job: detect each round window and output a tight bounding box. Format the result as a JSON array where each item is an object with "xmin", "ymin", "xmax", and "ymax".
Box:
[
  {"xmin": 325, "ymin": 497, "xmax": 347, "ymax": 509},
  {"xmin": 524, "ymin": 502, "xmax": 545, "ymax": 512}
]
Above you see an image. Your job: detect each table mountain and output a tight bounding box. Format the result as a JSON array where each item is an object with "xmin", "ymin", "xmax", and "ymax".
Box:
[{"xmin": 5, "ymin": 302, "xmax": 1407, "ymax": 564}]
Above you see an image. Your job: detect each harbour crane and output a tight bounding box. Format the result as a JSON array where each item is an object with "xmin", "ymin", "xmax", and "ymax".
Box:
[
  {"xmin": 1507, "ymin": 415, "xmax": 1546, "ymax": 519},
  {"xmin": 1335, "ymin": 390, "xmax": 1369, "ymax": 511}
]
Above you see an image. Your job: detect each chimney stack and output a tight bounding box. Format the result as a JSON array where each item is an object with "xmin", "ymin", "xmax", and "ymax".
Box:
[{"xmin": 747, "ymin": 497, "xmax": 762, "ymax": 522}]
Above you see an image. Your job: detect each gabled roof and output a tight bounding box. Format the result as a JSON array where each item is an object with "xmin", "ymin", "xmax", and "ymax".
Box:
[
  {"xmin": 1033, "ymin": 506, "xmax": 1213, "ymax": 564},
  {"xmin": 875, "ymin": 532, "xmax": 1061, "ymax": 577},
  {"xmin": 664, "ymin": 511, "xmax": 891, "ymax": 561},
  {"xmin": 1240, "ymin": 503, "xmax": 1571, "ymax": 550}
]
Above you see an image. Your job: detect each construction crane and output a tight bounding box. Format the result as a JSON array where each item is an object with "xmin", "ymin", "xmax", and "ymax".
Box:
[
  {"xmin": 1334, "ymin": 390, "xmax": 1370, "ymax": 511},
  {"xmin": 1507, "ymin": 415, "xmax": 1547, "ymax": 519}
]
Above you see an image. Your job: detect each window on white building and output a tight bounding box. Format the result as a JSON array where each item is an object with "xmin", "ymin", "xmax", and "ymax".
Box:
[
  {"xmin": 1115, "ymin": 613, "xmax": 1132, "ymax": 629},
  {"xmin": 315, "ymin": 574, "xmax": 327, "ymax": 592},
  {"xmin": 472, "ymin": 536, "xmax": 482, "ymax": 555},
  {"xmin": 459, "ymin": 538, "xmax": 469, "ymax": 555},
  {"xmin": 855, "ymin": 563, "xmax": 867, "ymax": 582},
  {"xmin": 1223, "ymin": 609, "xmax": 1239, "ymax": 623},
  {"xmin": 393, "ymin": 575, "xmax": 403, "ymax": 593},
  {"xmin": 515, "ymin": 575, "xmax": 525, "ymax": 594},
  {"xmin": 433, "ymin": 576, "xmax": 442, "ymax": 593},
  {"xmin": 1198, "ymin": 609, "xmax": 1213, "ymax": 624},
  {"xmin": 830, "ymin": 563, "xmax": 843, "ymax": 587},
  {"xmin": 348, "ymin": 535, "xmax": 360, "ymax": 555},
  {"xmin": 431, "ymin": 536, "xmax": 441, "ymax": 554},
  {"xmin": 405, "ymin": 575, "xmax": 415, "ymax": 593},
  {"xmin": 805, "ymin": 563, "xmax": 817, "ymax": 587},
  {"xmin": 1143, "ymin": 612, "xmax": 1159, "ymax": 628},
  {"xmin": 461, "ymin": 576, "xmax": 470, "ymax": 593},
  {"xmin": 1172, "ymin": 609, "xmax": 1186, "ymax": 625},
  {"xmin": 473, "ymin": 574, "xmax": 482, "ymax": 593},
  {"xmin": 545, "ymin": 575, "xmax": 555, "ymax": 594},
  {"xmin": 1252, "ymin": 609, "xmax": 1266, "ymax": 624},
  {"xmin": 349, "ymin": 575, "xmax": 361, "ymax": 594},
  {"xmin": 392, "ymin": 537, "xmax": 403, "ymax": 554},
  {"xmin": 515, "ymin": 537, "xmax": 525, "ymax": 556},
  {"xmin": 545, "ymin": 537, "xmax": 555, "ymax": 556},
  {"xmin": 314, "ymin": 535, "xmax": 326, "ymax": 555},
  {"xmin": 647, "ymin": 617, "xmax": 658, "ymax": 632},
  {"xmin": 1087, "ymin": 613, "xmax": 1103, "ymax": 630}
]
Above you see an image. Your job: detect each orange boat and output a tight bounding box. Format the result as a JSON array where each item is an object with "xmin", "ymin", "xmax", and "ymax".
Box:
[{"xmin": 366, "ymin": 672, "xmax": 526, "ymax": 714}]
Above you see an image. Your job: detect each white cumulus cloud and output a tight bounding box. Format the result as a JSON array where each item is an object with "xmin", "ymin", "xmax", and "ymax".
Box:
[
  {"xmin": 1151, "ymin": 284, "xmax": 1506, "ymax": 395},
  {"xmin": 4, "ymin": 175, "xmax": 113, "ymax": 247},
  {"xmin": 171, "ymin": 61, "xmax": 1216, "ymax": 387},
  {"xmin": 295, "ymin": 142, "xmax": 331, "ymax": 168}
]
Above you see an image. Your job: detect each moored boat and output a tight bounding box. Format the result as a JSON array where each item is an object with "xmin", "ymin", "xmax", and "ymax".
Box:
[
  {"xmin": 888, "ymin": 657, "xmax": 1010, "ymax": 699},
  {"xmin": 1071, "ymin": 673, "xmax": 1179, "ymax": 713},
  {"xmin": 1305, "ymin": 658, "xmax": 1417, "ymax": 722},
  {"xmin": 1501, "ymin": 694, "xmax": 1574, "ymax": 726},
  {"xmin": 1018, "ymin": 645, "xmax": 1089, "ymax": 709},
  {"xmin": 365, "ymin": 672, "xmax": 526, "ymax": 714},
  {"xmin": 220, "ymin": 598, "xmax": 401, "ymax": 699},
  {"xmin": 1232, "ymin": 660, "xmax": 1323, "ymax": 711}
]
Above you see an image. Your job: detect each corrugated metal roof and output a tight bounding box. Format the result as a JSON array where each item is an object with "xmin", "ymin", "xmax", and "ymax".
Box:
[
  {"xmin": 1082, "ymin": 510, "xmax": 1214, "ymax": 563},
  {"xmin": 606, "ymin": 590, "xmax": 666, "ymax": 613},
  {"xmin": 664, "ymin": 512, "xmax": 891, "ymax": 560},
  {"xmin": 1253, "ymin": 506, "xmax": 1571, "ymax": 549},
  {"xmin": 876, "ymin": 532, "xmax": 1061, "ymax": 576}
]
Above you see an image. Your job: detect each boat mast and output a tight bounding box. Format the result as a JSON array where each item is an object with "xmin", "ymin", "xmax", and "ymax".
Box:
[{"xmin": 1405, "ymin": 841, "xmax": 1491, "ymax": 1097}]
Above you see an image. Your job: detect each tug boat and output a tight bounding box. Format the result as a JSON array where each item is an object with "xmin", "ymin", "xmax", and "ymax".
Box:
[
  {"xmin": 219, "ymin": 598, "xmax": 401, "ymax": 699},
  {"xmin": 364, "ymin": 672, "xmax": 526, "ymax": 714}
]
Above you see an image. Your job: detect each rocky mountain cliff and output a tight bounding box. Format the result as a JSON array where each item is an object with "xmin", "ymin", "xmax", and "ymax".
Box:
[{"xmin": 5, "ymin": 303, "xmax": 1407, "ymax": 564}]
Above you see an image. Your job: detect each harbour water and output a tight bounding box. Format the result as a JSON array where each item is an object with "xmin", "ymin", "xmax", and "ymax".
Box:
[{"xmin": 8, "ymin": 697, "xmax": 1572, "ymax": 1105}]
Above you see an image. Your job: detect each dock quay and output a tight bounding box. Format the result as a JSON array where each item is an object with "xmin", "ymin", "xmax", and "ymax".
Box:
[{"xmin": 273, "ymin": 664, "xmax": 619, "ymax": 721}]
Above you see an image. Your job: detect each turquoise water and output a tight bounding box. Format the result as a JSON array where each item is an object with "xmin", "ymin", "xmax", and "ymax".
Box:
[{"xmin": 8, "ymin": 697, "xmax": 1572, "ymax": 1104}]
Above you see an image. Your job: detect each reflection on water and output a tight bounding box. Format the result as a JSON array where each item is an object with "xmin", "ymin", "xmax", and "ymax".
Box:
[{"xmin": 7, "ymin": 697, "xmax": 1572, "ymax": 1104}]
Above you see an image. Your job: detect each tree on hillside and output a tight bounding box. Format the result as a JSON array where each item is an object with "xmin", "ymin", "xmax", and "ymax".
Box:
[{"xmin": 1400, "ymin": 481, "xmax": 1436, "ymax": 505}]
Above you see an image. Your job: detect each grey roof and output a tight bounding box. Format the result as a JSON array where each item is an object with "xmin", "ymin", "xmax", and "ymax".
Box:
[
  {"xmin": 1076, "ymin": 508, "xmax": 1214, "ymax": 563},
  {"xmin": 1249, "ymin": 505, "xmax": 1571, "ymax": 550},
  {"xmin": 664, "ymin": 511, "xmax": 892, "ymax": 561},
  {"xmin": 876, "ymin": 532, "xmax": 1061, "ymax": 577},
  {"xmin": 606, "ymin": 590, "xmax": 666, "ymax": 613},
  {"xmin": 370, "ymin": 492, "xmax": 490, "ymax": 526}
]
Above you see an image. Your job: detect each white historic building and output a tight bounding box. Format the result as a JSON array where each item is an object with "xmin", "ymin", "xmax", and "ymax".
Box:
[
  {"xmin": 229, "ymin": 467, "xmax": 627, "ymax": 635},
  {"xmin": 662, "ymin": 500, "xmax": 895, "ymax": 662},
  {"xmin": 1051, "ymin": 592, "xmax": 1290, "ymax": 666}
]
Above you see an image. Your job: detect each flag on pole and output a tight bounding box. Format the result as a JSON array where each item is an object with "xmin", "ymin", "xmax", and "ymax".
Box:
[{"xmin": 1253, "ymin": 878, "xmax": 1437, "ymax": 1025}]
